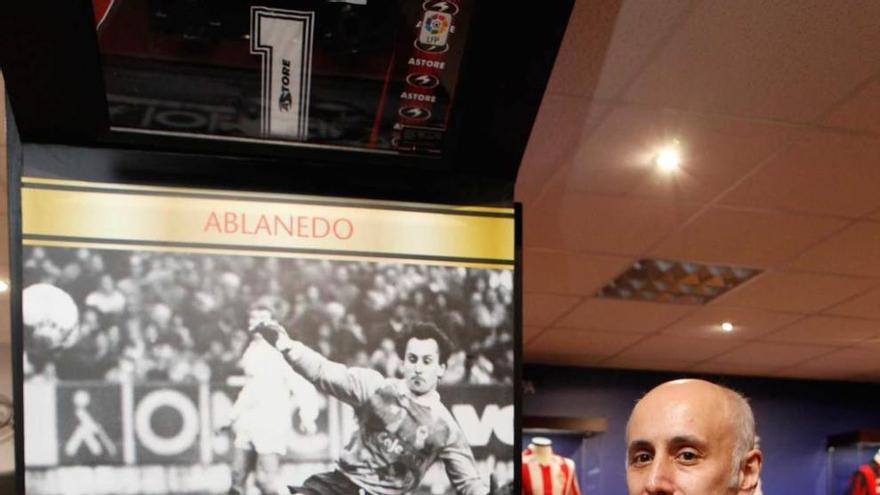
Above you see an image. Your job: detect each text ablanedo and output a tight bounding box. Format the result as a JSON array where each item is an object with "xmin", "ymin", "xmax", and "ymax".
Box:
[{"xmin": 203, "ymin": 211, "xmax": 354, "ymax": 240}]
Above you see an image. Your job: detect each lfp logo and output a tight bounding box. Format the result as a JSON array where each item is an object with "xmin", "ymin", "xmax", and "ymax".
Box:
[{"xmin": 423, "ymin": 13, "xmax": 450, "ymax": 36}]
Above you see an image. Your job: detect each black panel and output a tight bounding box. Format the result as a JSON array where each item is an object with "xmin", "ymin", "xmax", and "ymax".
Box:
[
  {"xmin": 0, "ymin": 0, "xmax": 109, "ymax": 143},
  {"xmin": 23, "ymin": 143, "xmax": 515, "ymax": 205}
]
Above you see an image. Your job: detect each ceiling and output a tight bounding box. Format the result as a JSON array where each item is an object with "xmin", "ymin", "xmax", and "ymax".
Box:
[{"xmin": 518, "ymin": 0, "xmax": 880, "ymax": 382}]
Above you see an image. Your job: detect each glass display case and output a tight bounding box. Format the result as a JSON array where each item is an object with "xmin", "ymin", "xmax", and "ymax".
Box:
[
  {"xmin": 3, "ymin": 0, "xmax": 575, "ymax": 205},
  {"xmin": 523, "ymin": 416, "xmax": 606, "ymax": 495},
  {"xmin": 522, "ymin": 432, "xmax": 592, "ymax": 495},
  {"xmin": 827, "ymin": 431, "xmax": 880, "ymax": 495},
  {"xmin": 94, "ymin": 0, "xmax": 474, "ymax": 156}
]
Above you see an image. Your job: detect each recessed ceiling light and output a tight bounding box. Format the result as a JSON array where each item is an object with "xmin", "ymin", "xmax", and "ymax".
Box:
[
  {"xmin": 656, "ymin": 142, "xmax": 681, "ymax": 172},
  {"xmin": 720, "ymin": 321, "xmax": 734, "ymax": 332},
  {"xmin": 0, "ymin": 281, "xmax": 9, "ymax": 292}
]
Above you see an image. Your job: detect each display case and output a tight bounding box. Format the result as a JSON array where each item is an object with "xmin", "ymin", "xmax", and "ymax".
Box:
[
  {"xmin": 523, "ymin": 416, "xmax": 606, "ymax": 495},
  {"xmin": 1, "ymin": 0, "xmax": 575, "ymax": 204},
  {"xmin": 95, "ymin": 0, "xmax": 475, "ymax": 156},
  {"xmin": 827, "ymin": 431, "xmax": 880, "ymax": 495}
]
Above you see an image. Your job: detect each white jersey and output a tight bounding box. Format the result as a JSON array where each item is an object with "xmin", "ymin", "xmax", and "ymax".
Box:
[{"xmin": 232, "ymin": 335, "xmax": 318, "ymax": 454}]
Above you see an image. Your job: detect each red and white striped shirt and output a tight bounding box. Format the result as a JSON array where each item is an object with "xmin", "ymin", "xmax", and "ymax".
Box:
[{"xmin": 521, "ymin": 448, "xmax": 581, "ymax": 495}]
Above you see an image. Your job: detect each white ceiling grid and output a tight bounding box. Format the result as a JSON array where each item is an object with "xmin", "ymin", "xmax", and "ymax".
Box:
[{"xmin": 519, "ymin": 0, "xmax": 880, "ymax": 382}]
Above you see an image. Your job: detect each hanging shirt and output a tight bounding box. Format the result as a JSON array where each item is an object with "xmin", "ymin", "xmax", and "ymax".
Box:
[
  {"xmin": 521, "ymin": 448, "xmax": 581, "ymax": 495},
  {"xmin": 848, "ymin": 462, "xmax": 880, "ymax": 495}
]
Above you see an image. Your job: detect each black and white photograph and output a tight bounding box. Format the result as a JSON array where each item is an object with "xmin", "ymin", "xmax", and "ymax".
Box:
[{"xmin": 21, "ymin": 246, "xmax": 514, "ymax": 495}]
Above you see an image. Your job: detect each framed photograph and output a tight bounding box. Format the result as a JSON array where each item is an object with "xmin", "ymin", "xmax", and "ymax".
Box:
[{"xmin": 15, "ymin": 175, "xmax": 518, "ymax": 494}]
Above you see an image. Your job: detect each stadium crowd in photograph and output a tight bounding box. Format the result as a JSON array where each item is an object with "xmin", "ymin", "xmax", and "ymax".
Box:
[{"xmin": 23, "ymin": 247, "xmax": 514, "ymax": 386}]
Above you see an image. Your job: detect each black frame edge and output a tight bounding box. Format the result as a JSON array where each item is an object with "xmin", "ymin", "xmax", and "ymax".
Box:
[
  {"xmin": 513, "ymin": 201, "xmax": 523, "ymax": 494},
  {"xmin": 7, "ymin": 92, "xmax": 25, "ymax": 495},
  {"xmin": 22, "ymin": 143, "xmax": 516, "ymax": 206}
]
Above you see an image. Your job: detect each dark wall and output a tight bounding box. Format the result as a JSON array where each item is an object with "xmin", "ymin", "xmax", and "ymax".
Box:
[{"xmin": 524, "ymin": 365, "xmax": 880, "ymax": 495}]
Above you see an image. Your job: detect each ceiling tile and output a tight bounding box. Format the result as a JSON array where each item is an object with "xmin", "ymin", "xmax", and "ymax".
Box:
[
  {"xmin": 524, "ymin": 326, "xmax": 546, "ymax": 343},
  {"xmin": 688, "ymin": 361, "xmax": 783, "ymax": 378},
  {"xmin": 720, "ymin": 132, "xmax": 880, "ymax": 217},
  {"xmin": 856, "ymin": 336, "xmax": 880, "ymax": 352},
  {"xmin": 623, "ymin": 1, "xmax": 880, "ymax": 122},
  {"xmin": 650, "ymin": 207, "xmax": 847, "ymax": 267},
  {"xmin": 526, "ymin": 192, "xmax": 701, "ymax": 255},
  {"xmin": 661, "ymin": 305, "xmax": 802, "ymax": 340},
  {"xmin": 610, "ymin": 334, "xmax": 740, "ymax": 362},
  {"xmin": 712, "ymin": 342, "xmax": 835, "ymax": 368},
  {"xmin": 525, "ymin": 328, "xmax": 644, "ymax": 357},
  {"xmin": 823, "ymin": 77, "xmax": 880, "ymax": 135},
  {"xmin": 516, "ymin": 98, "xmax": 606, "ymax": 203},
  {"xmin": 597, "ymin": 356, "xmax": 696, "ymax": 373},
  {"xmin": 564, "ymin": 106, "xmax": 681, "ymax": 195},
  {"xmin": 556, "ymin": 297, "xmax": 694, "ymax": 333},
  {"xmin": 717, "ymin": 271, "xmax": 876, "ymax": 313},
  {"xmin": 523, "ymin": 293, "xmax": 581, "ymax": 327},
  {"xmin": 523, "ymin": 248, "xmax": 632, "ymax": 296},
  {"xmin": 565, "ymin": 106, "xmax": 794, "ymax": 201},
  {"xmin": 547, "ymin": 0, "xmax": 695, "ymax": 99},
  {"xmin": 792, "ymin": 221, "xmax": 880, "ymax": 277},
  {"xmin": 524, "ymin": 352, "xmax": 605, "ymax": 368},
  {"xmin": 824, "ymin": 287, "xmax": 880, "ymax": 319},
  {"xmin": 761, "ymin": 316, "xmax": 880, "ymax": 346},
  {"xmin": 775, "ymin": 348, "xmax": 880, "ymax": 381}
]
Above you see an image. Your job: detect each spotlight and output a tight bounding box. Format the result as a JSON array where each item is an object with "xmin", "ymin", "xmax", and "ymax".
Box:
[
  {"xmin": 720, "ymin": 321, "xmax": 734, "ymax": 332},
  {"xmin": 655, "ymin": 143, "xmax": 681, "ymax": 172}
]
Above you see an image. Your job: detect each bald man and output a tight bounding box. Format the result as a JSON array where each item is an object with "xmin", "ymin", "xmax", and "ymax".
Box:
[{"xmin": 625, "ymin": 379, "xmax": 763, "ymax": 495}]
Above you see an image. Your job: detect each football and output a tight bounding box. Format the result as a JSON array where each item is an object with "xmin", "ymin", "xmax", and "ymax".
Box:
[{"xmin": 22, "ymin": 283, "xmax": 81, "ymax": 352}]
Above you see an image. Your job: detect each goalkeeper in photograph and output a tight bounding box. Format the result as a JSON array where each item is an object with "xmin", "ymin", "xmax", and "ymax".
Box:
[{"xmin": 254, "ymin": 320, "xmax": 490, "ymax": 495}]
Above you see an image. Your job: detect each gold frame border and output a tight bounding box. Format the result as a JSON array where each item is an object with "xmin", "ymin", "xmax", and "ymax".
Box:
[
  {"xmin": 23, "ymin": 239, "xmax": 514, "ymax": 270},
  {"xmin": 22, "ymin": 177, "xmax": 515, "ymax": 215}
]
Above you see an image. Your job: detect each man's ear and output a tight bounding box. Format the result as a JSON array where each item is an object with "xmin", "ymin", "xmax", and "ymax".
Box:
[
  {"xmin": 738, "ymin": 449, "xmax": 763, "ymax": 494},
  {"xmin": 438, "ymin": 362, "xmax": 447, "ymax": 377}
]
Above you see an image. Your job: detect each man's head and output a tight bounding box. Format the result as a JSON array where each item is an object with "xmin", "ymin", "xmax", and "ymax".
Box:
[
  {"xmin": 625, "ymin": 379, "xmax": 762, "ymax": 495},
  {"xmin": 396, "ymin": 322, "xmax": 454, "ymax": 396}
]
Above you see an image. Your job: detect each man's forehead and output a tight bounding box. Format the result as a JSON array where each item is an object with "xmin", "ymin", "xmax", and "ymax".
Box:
[
  {"xmin": 406, "ymin": 337, "xmax": 439, "ymax": 355},
  {"xmin": 627, "ymin": 383, "xmax": 732, "ymax": 437}
]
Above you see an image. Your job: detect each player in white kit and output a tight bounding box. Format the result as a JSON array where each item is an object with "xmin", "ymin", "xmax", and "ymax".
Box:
[{"xmin": 227, "ymin": 305, "xmax": 320, "ymax": 495}]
